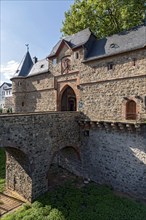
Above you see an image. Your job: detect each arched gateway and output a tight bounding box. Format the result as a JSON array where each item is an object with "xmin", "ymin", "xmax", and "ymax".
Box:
[{"xmin": 60, "ymin": 86, "xmax": 77, "ymax": 111}]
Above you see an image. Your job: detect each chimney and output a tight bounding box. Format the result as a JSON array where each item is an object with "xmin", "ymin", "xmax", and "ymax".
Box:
[{"xmin": 33, "ymin": 56, "xmax": 38, "ymax": 64}]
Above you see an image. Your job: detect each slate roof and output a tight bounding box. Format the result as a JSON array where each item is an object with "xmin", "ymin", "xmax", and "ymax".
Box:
[
  {"xmin": 28, "ymin": 59, "xmax": 49, "ymax": 77},
  {"xmin": 11, "ymin": 25, "xmax": 146, "ymax": 79},
  {"xmin": 48, "ymin": 28, "xmax": 91, "ymax": 58},
  {"xmin": 84, "ymin": 25, "xmax": 146, "ymax": 62},
  {"xmin": 12, "ymin": 51, "xmax": 33, "ymax": 78}
]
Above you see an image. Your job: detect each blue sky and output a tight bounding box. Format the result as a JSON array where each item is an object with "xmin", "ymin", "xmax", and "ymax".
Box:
[{"xmin": 0, "ymin": 0, "xmax": 74, "ymax": 84}]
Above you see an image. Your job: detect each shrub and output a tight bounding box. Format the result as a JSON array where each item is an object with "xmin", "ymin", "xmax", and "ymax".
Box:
[
  {"xmin": 48, "ymin": 208, "xmax": 65, "ymax": 220},
  {"xmin": 31, "ymin": 201, "xmax": 43, "ymax": 208}
]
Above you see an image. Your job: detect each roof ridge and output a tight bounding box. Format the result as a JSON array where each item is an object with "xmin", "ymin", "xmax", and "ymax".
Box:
[{"xmin": 48, "ymin": 27, "xmax": 91, "ymax": 58}]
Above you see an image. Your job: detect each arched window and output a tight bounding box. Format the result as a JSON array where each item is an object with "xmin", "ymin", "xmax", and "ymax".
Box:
[
  {"xmin": 60, "ymin": 86, "xmax": 76, "ymax": 111},
  {"xmin": 126, "ymin": 100, "xmax": 136, "ymax": 120}
]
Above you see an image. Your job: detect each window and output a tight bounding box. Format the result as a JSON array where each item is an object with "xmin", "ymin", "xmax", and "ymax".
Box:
[
  {"xmin": 18, "ymin": 81, "xmax": 22, "ymax": 86},
  {"xmin": 22, "ymin": 102, "xmax": 24, "ymax": 107},
  {"xmin": 126, "ymin": 100, "xmax": 136, "ymax": 120},
  {"xmin": 107, "ymin": 63, "xmax": 114, "ymax": 70},
  {"xmin": 40, "ymin": 64, "xmax": 44, "ymax": 68},
  {"xmin": 74, "ymin": 52, "xmax": 79, "ymax": 59},
  {"xmin": 132, "ymin": 58, "xmax": 136, "ymax": 66},
  {"xmin": 52, "ymin": 58, "xmax": 57, "ymax": 65}
]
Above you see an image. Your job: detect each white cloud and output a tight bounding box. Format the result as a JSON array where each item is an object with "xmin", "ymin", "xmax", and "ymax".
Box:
[{"xmin": 0, "ymin": 60, "xmax": 19, "ymax": 83}]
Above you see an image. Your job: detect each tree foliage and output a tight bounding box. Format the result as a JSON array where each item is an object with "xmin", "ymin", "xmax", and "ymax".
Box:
[{"xmin": 61, "ymin": 0, "xmax": 146, "ymax": 37}]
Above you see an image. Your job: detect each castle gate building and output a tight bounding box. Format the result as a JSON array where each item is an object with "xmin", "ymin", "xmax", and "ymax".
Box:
[{"xmin": 0, "ymin": 24, "xmax": 146, "ymax": 202}]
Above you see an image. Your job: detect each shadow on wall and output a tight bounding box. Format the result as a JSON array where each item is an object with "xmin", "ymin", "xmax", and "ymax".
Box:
[
  {"xmin": 82, "ymin": 124, "xmax": 146, "ymax": 199},
  {"xmin": 1, "ymin": 146, "xmax": 32, "ymax": 200},
  {"xmin": 47, "ymin": 146, "xmax": 82, "ymax": 186},
  {"xmin": 5, "ymin": 147, "xmax": 32, "ymax": 176}
]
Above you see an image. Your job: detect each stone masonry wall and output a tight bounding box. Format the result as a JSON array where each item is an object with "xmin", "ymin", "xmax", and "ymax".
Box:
[
  {"xmin": 80, "ymin": 49, "xmax": 146, "ymax": 84},
  {"xmin": 12, "ymin": 48, "xmax": 146, "ymax": 122},
  {"xmin": 46, "ymin": 119, "xmax": 146, "ymax": 200},
  {"xmin": 0, "ymin": 112, "xmax": 80, "ymax": 201},
  {"xmin": 78, "ymin": 49, "xmax": 146, "ymax": 121},
  {"xmin": 80, "ymin": 125, "xmax": 146, "ymax": 200},
  {"xmin": 79, "ymin": 76, "xmax": 146, "ymax": 121},
  {"xmin": 6, "ymin": 150, "xmax": 32, "ymax": 201},
  {"xmin": 0, "ymin": 112, "xmax": 146, "ymax": 200}
]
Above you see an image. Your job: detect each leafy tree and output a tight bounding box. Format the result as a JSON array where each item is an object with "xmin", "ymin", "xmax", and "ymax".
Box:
[{"xmin": 61, "ymin": 0, "xmax": 146, "ymax": 37}]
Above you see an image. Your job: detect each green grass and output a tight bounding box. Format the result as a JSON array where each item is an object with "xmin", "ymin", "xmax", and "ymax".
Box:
[
  {"xmin": 0, "ymin": 148, "xmax": 6, "ymax": 192},
  {"xmin": 2, "ymin": 182, "xmax": 146, "ymax": 220}
]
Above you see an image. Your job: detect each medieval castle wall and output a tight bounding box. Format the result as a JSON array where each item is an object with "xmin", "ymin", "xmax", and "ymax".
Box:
[
  {"xmin": 8, "ymin": 33, "xmax": 146, "ymax": 201},
  {"xmin": 12, "ymin": 47, "xmax": 146, "ymax": 123},
  {"xmin": 79, "ymin": 49, "xmax": 146, "ymax": 121}
]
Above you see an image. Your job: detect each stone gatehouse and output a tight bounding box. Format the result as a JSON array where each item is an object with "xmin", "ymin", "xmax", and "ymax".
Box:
[
  {"xmin": 0, "ymin": 24, "xmax": 146, "ymax": 202},
  {"xmin": 12, "ymin": 25, "xmax": 146, "ymax": 122}
]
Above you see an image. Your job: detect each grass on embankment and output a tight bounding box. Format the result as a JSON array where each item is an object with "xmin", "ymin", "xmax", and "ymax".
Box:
[
  {"xmin": 2, "ymin": 182, "xmax": 146, "ymax": 220},
  {"xmin": 0, "ymin": 148, "xmax": 5, "ymax": 192}
]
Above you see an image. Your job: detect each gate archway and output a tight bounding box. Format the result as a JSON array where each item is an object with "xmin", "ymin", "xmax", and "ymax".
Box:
[
  {"xmin": 47, "ymin": 146, "xmax": 81, "ymax": 187},
  {"xmin": 60, "ymin": 86, "xmax": 77, "ymax": 111}
]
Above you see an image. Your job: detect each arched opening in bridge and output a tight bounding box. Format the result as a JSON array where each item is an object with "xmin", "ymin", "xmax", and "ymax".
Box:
[
  {"xmin": 60, "ymin": 86, "xmax": 77, "ymax": 111},
  {"xmin": 126, "ymin": 100, "xmax": 137, "ymax": 120},
  {"xmin": 0, "ymin": 146, "xmax": 32, "ymax": 201},
  {"xmin": 47, "ymin": 146, "xmax": 81, "ymax": 188}
]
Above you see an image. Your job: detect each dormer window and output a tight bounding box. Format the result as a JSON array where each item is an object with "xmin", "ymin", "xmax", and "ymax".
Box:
[
  {"xmin": 40, "ymin": 64, "xmax": 44, "ymax": 68},
  {"xmin": 107, "ymin": 62, "xmax": 114, "ymax": 71}
]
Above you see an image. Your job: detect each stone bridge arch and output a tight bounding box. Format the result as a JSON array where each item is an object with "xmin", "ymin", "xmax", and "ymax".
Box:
[
  {"xmin": 46, "ymin": 145, "xmax": 82, "ymax": 186},
  {"xmin": 0, "ymin": 112, "xmax": 81, "ymax": 202},
  {"xmin": 0, "ymin": 144, "xmax": 32, "ymax": 202}
]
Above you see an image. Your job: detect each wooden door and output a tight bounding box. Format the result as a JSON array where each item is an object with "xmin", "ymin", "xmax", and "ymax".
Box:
[{"xmin": 126, "ymin": 100, "xmax": 136, "ymax": 120}]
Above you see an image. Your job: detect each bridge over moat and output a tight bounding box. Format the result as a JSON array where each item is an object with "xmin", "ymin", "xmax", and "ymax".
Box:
[
  {"xmin": 0, "ymin": 112, "xmax": 81, "ymax": 202},
  {"xmin": 1, "ymin": 112, "xmax": 146, "ymax": 202}
]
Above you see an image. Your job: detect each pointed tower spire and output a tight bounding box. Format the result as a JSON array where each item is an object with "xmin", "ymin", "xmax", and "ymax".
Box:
[{"xmin": 12, "ymin": 46, "xmax": 33, "ymax": 78}]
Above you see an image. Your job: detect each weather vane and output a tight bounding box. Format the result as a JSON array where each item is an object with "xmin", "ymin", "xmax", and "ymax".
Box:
[{"xmin": 25, "ymin": 44, "xmax": 29, "ymax": 52}]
